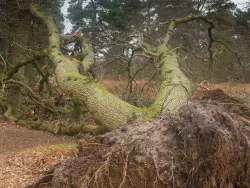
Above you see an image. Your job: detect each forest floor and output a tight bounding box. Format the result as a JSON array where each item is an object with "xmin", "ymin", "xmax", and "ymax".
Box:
[
  {"xmin": 0, "ymin": 121, "xmax": 76, "ymax": 188},
  {"xmin": 0, "ymin": 81, "xmax": 250, "ymax": 187}
]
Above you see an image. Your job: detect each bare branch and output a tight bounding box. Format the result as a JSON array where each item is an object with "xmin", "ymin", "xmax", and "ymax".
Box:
[
  {"xmin": 32, "ymin": 61, "xmax": 52, "ymax": 93},
  {"xmin": 163, "ymin": 14, "xmax": 215, "ymax": 53},
  {"xmin": 138, "ymin": 33, "xmax": 158, "ymax": 56},
  {"xmin": 3, "ymin": 48, "xmax": 48, "ymax": 81},
  {"xmin": 6, "ymin": 79, "xmax": 69, "ymax": 114},
  {"xmin": 177, "ymin": 46, "xmax": 210, "ymax": 63},
  {"xmin": 0, "ymin": 53, "xmax": 7, "ymax": 96},
  {"xmin": 214, "ymin": 40, "xmax": 250, "ymax": 67}
]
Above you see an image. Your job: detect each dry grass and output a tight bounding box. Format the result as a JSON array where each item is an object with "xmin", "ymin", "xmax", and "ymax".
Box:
[
  {"xmin": 101, "ymin": 79, "xmax": 158, "ymax": 97},
  {"xmin": 209, "ymin": 83, "xmax": 250, "ymax": 95},
  {"xmin": 100, "ymin": 79, "xmax": 159, "ymax": 106},
  {"xmin": 101, "ymin": 79, "xmax": 250, "ymax": 106},
  {"xmin": 208, "ymin": 83, "xmax": 250, "ymax": 103},
  {"xmin": 0, "ymin": 147, "xmax": 76, "ymax": 188}
]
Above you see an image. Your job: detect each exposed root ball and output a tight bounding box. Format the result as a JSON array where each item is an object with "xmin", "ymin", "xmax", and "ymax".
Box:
[{"xmin": 47, "ymin": 102, "xmax": 250, "ymax": 188}]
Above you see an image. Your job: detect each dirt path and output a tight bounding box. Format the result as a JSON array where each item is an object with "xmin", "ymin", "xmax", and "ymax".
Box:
[
  {"xmin": 0, "ymin": 121, "xmax": 75, "ymax": 154},
  {"xmin": 0, "ymin": 121, "xmax": 76, "ymax": 188}
]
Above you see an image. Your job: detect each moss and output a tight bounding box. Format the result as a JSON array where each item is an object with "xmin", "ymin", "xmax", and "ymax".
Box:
[
  {"xmin": 30, "ymin": 3, "xmax": 192, "ymax": 130},
  {"xmin": 18, "ymin": 119, "xmax": 108, "ymax": 135},
  {"xmin": 4, "ymin": 105, "xmax": 17, "ymax": 121},
  {"xmin": 47, "ymin": 144, "xmax": 75, "ymax": 149},
  {"xmin": 60, "ymin": 124, "xmax": 108, "ymax": 135},
  {"xmin": 19, "ymin": 120, "xmax": 56, "ymax": 133},
  {"xmin": 143, "ymin": 107, "xmax": 159, "ymax": 120},
  {"xmin": 68, "ymin": 73, "xmax": 89, "ymax": 82}
]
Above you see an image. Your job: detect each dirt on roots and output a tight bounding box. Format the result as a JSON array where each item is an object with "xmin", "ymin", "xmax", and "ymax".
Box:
[{"xmin": 31, "ymin": 89, "xmax": 250, "ymax": 188}]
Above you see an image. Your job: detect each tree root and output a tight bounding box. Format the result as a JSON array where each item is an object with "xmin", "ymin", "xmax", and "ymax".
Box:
[{"xmin": 37, "ymin": 102, "xmax": 250, "ymax": 188}]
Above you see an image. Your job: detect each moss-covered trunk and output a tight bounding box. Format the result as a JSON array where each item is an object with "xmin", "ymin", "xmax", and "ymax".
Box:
[
  {"xmin": 55, "ymin": 61, "xmax": 147, "ymax": 130},
  {"xmin": 150, "ymin": 46, "xmax": 190, "ymax": 114},
  {"xmin": 30, "ymin": 4, "xmax": 191, "ymax": 130}
]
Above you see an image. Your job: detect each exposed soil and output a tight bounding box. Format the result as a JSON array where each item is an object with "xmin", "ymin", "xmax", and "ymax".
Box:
[
  {"xmin": 0, "ymin": 121, "xmax": 75, "ymax": 154},
  {"xmin": 0, "ymin": 121, "xmax": 76, "ymax": 188},
  {"xmin": 36, "ymin": 89, "xmax": 250, "ymax": 188},
  {"xmin": 199, "ymin": 89, "xmax": 250, "ymax": 119}
]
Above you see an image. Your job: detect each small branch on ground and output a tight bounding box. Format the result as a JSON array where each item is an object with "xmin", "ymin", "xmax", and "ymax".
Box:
[
  {"xmin": 18, "ymin": 120, "xmax": 108, "ymax": 135},
  {"xmin": 3, "ymin": 49, "xmax": 48, "ymax": 82},
  {"xmin": 5, "ymin": 79, "xmax": 69, "ymax": 114}
]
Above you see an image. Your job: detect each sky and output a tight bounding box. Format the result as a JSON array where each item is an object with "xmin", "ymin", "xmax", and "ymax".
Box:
[
  {"xmin": 61, "ymin": 0, "xmax": 249, "ymax": 34},
  {"xmin": 61, "ymin": 0, "xmax": 72, "ymax": 34},
  {"xmin": 233, "ymin": 0, "xmax": 249, "ymax": 9}
]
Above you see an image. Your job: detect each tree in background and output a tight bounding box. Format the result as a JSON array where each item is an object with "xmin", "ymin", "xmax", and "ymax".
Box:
[
  {"xmin": 67, "ymin": 0, "xmax": 248, "ymax": 84},
  {"xmin": 234, "ymin": 3, "xmax": 250, "ymax": 74}
]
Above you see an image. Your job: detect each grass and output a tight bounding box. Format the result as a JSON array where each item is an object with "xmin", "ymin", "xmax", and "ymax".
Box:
[
  {"xmin": 41, "ymin": 143, "xmax": 76, "ymax": 150},
  {"xmin": 100, "ymin": 79, "xmax": 159, "ymax": 107}
]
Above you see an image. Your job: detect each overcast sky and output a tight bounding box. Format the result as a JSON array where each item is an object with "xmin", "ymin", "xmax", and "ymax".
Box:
[
  {"xmin": 62, "ymin": 0, "xmax": 249, "ymax": 34},
  {"xmin": 233, "ymin": 0, "xmax": 249, "ymax": 9}
]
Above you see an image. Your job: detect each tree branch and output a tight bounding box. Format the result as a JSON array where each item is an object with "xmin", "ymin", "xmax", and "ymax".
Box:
[
  {"xmin": 177, "ymin": 46, "xmax": 210, "ymax": 63},
  {"xmin": 3, "ymin": 48, "xmax": 48, "ymax": 81},
  {"xmin": 162, "ymin": 14, "xmax": 215, "ymax": 62},
  {"xmin": 213, "ymin": 40, "xmax": 249, "ymax": 67},
  {"xmin": 32, "ymin": 61, "xmax": 52, "ymax": 93},
  {"xmin": 81, "ymin": 37, "xmax": 95, "ymax": 72},
  {"xmin": 0, "ymin": 54, "xmax": 7, "ymax": 96},
  {"xmin": 6, "ymin": 79, "xmax": 69, "ymax": 114},
  {"xmin": 15, "ymin": 0, "xmax": 30, "ymax": 11},
  {"xmin": 138, "ymin": 33, "xmax": 158, "ymax": 56}
]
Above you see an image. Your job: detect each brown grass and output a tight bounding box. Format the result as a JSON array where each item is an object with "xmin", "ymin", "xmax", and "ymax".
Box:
[
  {"xmin": 100, "ymin": 79, "xmax": 158, "ymax": 97},
  {"xmin": 100, "ymin": 79, "xmax": 159, "ymax": 106},
  {"xmin": 208, "ymin": 83, "xmax": 250, "ymax": 96},
  {"xmin": 101, "ymin": 79, "xmax": 250, "ymax": 106},
  {"xmin": 0, "ymin": 147, "xmax": 76, "ymax": 188}
]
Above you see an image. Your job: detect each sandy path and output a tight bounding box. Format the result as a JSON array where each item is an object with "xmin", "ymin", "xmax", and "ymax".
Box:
[{"xmin": 0, "ymin": 121, "xmax": 75, "ymax": 154}]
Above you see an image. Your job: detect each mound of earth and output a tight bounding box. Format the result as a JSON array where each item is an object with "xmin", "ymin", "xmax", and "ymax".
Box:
[
  {"xmin": 4, "ymin": 87, "xmax": 249, "ymax": 188},
  {"xmin": 199, "ymin": 88, "xmax": 250, "ymax": 119},
  {"xmin": 31, "ymin": 89, "xmax": 250, "ymax": 187}
]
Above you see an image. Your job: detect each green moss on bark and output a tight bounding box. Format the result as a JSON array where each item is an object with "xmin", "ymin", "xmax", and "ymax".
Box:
[
  {"xmin": 18, "ymin": 120, "xmax": 108, "ymax": 135},
  {"xmin": 30, "ymin": 3, "xmax": 191, "ymax": 131}
]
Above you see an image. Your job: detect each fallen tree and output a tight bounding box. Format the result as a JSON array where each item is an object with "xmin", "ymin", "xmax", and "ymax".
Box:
[
  {"xmin": 15, "ymin": 3, "xmax": 217, "ymax": 132},
  {"xmin": 28, "ymin": 3, "xmax": 190, "ymax": 130},
  {"xmin": 3, "ymin": 3, "xmax": 250, "ymax": 187},
  {"xmin": 0, "ymin": 1, "xmax": 220, "ymax": 134}
]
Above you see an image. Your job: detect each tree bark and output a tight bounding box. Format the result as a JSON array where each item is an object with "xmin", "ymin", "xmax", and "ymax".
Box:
[{"xmin": 29, "ymin": 4, "xmax": 192, "ymax": 130}]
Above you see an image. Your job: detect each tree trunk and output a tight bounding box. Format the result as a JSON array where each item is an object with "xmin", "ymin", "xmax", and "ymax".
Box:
[
  {"xmin": 150, "ymin": 45, "xmax": 191, "ymax": 114},
  {"xmin": 5, "ymin": 5, "xmax": 33, "ymax": 118},
  {"xmin": 29, "ymin": 4, "xmax": 192, "ymax": 130}
]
